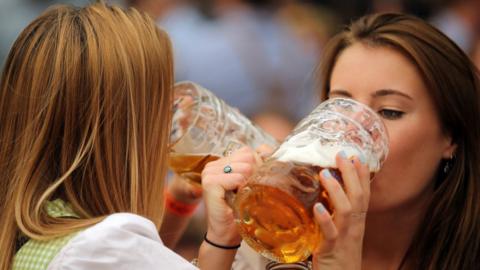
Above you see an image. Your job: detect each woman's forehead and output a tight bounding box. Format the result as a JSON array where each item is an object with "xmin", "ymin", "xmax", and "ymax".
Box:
[{"xmin": 329, "ymin": 43, "xmax": 427, "ymax": 100}]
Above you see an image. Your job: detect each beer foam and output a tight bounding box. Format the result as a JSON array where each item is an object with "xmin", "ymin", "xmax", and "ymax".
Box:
[{"xmin": 272, "ymin": 140, "xmax": 380, "ymax": 172}]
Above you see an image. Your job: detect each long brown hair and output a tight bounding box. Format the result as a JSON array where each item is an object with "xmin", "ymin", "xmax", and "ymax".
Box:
[
  {"xmin": 0, "ymin": 3, "xmax": 174, "ymax": 269},
  {"xmin": 318, "ymin": 13, "xmax": 480, "ymax": 269}
]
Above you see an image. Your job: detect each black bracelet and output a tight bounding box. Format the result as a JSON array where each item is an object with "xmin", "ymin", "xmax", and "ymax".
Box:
[{"xmin": 203, "ymin": 233, "xmax": 241, "ymax": 250}]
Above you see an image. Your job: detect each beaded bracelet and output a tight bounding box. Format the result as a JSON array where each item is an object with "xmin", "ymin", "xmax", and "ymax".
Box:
[{"xmin": 203, "ymin": 233, "xmax": 241, "ymax": 250}]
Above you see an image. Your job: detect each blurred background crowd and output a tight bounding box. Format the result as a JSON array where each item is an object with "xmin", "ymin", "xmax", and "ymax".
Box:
[
  {"xmin": 1, "ymin": 0, "xmax": 480, "ymax": 136},
  {"xmin": 1, "ymin": 0, "xmax": 480, "ymax": 261}
]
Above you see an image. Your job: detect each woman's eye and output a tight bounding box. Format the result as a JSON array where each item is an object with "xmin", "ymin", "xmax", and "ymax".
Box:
[{"xmin": 378, "ymin": 109, "xmax": 404, "ymax": 120}]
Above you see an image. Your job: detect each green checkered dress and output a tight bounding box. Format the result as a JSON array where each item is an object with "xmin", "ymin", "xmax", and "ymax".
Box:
[{"xmin": 13, "ymin": 199, "xmax": 81, "ymax": 270}]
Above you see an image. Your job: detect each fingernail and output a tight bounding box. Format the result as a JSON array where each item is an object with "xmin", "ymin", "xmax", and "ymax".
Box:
[
  {"xmin": 359, "ymin": 154, "xmax": 366, "ymax": 164},
  {"xmin": 315, "ymin": 203, "xmax": 326, "ymax": 214},
  {"xmin": 339, "ymin": 150, "xmax": 347, "ymax": 159},
  {"xmin": 322, "ymin": 169, "xmax": 332, "ymax": 179}
]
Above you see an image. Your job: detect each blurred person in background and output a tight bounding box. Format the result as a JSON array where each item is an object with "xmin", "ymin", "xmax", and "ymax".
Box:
[
  {"xmin": 0, "ymin": 0, "xmax": 89, "ymax": 66},
  {"xmin": 430, "ymin": 0, "xmax": 480, "ymax": 53},
  {"xmin": 125, "ymin": 0, "xmax": 199, "ymax": 24},
  {"xmin": 371, "ymin": 0, "xmax": 403, "ymax": 13},
  {"xmin": 145, "ymin": 0, "xmax": 321, "ymax": 141},
  {"xmin": 312, "ymin": 0, "xmax": 440, "ymax": 22},
  {"xmin": 276, "ymin": 1, "xmax": 340, "ymax": 77},
  {"xmin": 125, "ymin": 0, "xmax": 175, "ymax": 18},
  {"xmin": 0, "ymin": 0, "xmax": 38, "ymax": 66}
]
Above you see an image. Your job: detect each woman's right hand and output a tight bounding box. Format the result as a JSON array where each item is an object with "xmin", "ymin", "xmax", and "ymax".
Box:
[
  {"xmin": 311, "ymin": 152, "xmax": 371, "ymax": 270},
  {"xmin": 201, "ymin": 146, "xmax": 258, "ymax": 247}
]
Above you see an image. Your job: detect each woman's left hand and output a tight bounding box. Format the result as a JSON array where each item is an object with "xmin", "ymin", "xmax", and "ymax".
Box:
[
  {"xmin": 311, "ymin": 152, "xmax": 371, "ymax": 270},
  {"xmin": 166, "ymin": 173, "xmax": 203, "ymax": 206}
]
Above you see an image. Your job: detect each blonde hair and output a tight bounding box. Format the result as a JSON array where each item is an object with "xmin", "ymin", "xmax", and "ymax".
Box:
[{"xmin": 0, "ymin": 3, "xmax": 174, "ymax": 269}]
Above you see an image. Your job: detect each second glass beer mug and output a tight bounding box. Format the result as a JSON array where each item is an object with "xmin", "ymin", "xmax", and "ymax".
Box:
[
  {"xmin": 168, "ymin": 81, "xmax": 277, "ymax": 184},
  {"xmin": 230, "ymin": 98, "xmax": 389, "ymax": 263}
]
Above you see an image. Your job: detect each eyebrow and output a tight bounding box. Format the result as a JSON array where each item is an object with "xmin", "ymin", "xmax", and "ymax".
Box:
[
  {"xmin": 329, "ymin": 89, "xmax": 413, "ymax": 101},
  {"xmin": 329, "ymin": 89, "xmax": 352, "ymax": 97},
  {"xmin": 373, "ymin": 89, "xmax": 413, "ymax": 100}
]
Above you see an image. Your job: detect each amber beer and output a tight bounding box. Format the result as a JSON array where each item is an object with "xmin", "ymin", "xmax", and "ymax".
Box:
[
  {"xmin": 234, "ymin": 160, "xmax": 374, "ymax": 263},
  {"xmin": 233, "ymin": 160, "xmax": 341, "ymax": 263},
  {"xmin": 168, "ymin": 153, "xmax": 220, "ymax": 184}
]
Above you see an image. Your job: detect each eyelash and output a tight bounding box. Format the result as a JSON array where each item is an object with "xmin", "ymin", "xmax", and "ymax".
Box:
[{"xmin": 378, "ymin": 109, "xmax": 405, "ymax": 120}]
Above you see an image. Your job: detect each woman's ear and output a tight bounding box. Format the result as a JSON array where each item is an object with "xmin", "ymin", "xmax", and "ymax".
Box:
[{"xmin": 442, "ymin": 136, "xmax": 457, "ymax": 159}]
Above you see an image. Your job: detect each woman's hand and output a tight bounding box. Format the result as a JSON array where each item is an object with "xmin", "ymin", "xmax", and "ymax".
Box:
[
  {"xmin": 160, "ymin": 174, "xmax": 204, "ymax": 249},
  {"xmin": 166, "ymin": 173, "xmax": 203, "ymax": 206},
  {"xmin": 312, "ymin": 151, "xmax": 371, "ymax": 270},
  {"xmin": 201, "ymin": 146, "xmax": 258, "ymax": 247}
]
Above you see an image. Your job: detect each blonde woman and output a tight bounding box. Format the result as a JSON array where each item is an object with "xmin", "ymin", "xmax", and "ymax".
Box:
[{"xmin": 0, "ymin": 2, "xmax": 252, "ymax": 270}]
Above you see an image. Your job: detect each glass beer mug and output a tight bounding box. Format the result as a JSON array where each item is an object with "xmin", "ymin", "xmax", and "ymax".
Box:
[
  {"xmin": 229, "ymin": 98, "xmax": 389, "ymax": 263},
  {"xmin": 168, "ymin": 81, "xmax": 278, "ymax": 184}
]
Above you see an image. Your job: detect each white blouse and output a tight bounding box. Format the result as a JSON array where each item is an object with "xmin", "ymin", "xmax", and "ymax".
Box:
[
  {"xmin": 47, "ymin": 213, "xmax": 198, "ymax": 270},
  {"xmin": 232, "ymin": 243, "xmax": 268, "ymax": 270}
]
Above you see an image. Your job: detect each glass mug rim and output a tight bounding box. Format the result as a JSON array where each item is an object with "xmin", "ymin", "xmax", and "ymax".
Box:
[
  {"xmin": 169, "ymin": 81, "xmax": 206, "ymax": 151},
  {"xmin": 322, "ymin": 97, "xmax": 380, "ymax": 120},
  {"xmin": 280, "ymin": 97, "xmax": 389, "ymax": 171},
  {"xmin": 328, "ymin": 97, "xmax": 390, "ymax": 168},
  {"xmin": 335, "ymin": 97, "xmax": 389, "ymax": 168}
]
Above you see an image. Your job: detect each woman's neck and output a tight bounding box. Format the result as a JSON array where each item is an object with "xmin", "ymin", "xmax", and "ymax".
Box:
[{"xmin": 362, "ymin": 193, "xmax": 432, "ymax": 270}]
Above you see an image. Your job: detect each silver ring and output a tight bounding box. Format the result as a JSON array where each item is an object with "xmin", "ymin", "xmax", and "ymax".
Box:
[{"xmin": 223, "ymin": 165, "xmax": 233, "ymax": 174}]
